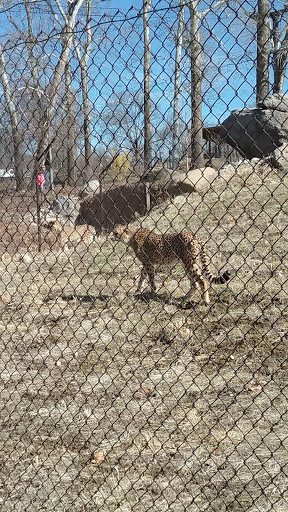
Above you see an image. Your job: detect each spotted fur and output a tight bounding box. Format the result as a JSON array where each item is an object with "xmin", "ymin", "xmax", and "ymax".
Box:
[{"xmin": 113, "ymin": 225, "xmax": 230, "ymax": 305}]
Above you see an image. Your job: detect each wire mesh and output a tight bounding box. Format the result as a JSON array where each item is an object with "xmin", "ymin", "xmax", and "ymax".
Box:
[{"xmin": 0, "ymin": 1, "xmax": 287, "ymax": 511}]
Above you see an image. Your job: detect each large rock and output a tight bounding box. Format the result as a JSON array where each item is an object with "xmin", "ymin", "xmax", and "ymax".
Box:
[
  {"xmin": 142, "ymin": 164, "xmax": 176, "ymax": 184},
  {"xmin": 80, "ymin": 179, "xmax": 100, "ymax": 198},
  {"xmin": 258, "ymin": 93, "xmax": 288, "ymax": 112},
  {"xmin": 78, "ymin": 182, "xmax": 167, "ymax": 231},
  {"xmin": 51, "ymin": 195, "xmax": 81, "ymax": 222},
  {"xmin": 219, "ymin": 94, "xmax": 288, "ymax": 159},
  {"xmin": 270, "ymin": 142, "xmax": 288, "ymax": 171},
  {"xmin": 142, "ymin": 164, "xmax": 217, "ymax": 194},
  {"xmin": 175, "ymin": 166, "xmax": 218, "ymax": 193},
  {"xmin": 220, "ymin": 108, "xmax": 287, "ymax": 158}
]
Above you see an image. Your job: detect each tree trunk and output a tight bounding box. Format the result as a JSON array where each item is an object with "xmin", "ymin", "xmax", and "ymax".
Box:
[
  {"xmin": 172, "ymin": 0, "xmax": 184, "ymax": 170},
  {"xmin": 65, "ymin": 62, "xmax": 77, "ymax": 186},
  {"xmin": 271, "ymin": 10, "xmax": 288, "ymax": 94},
  {"xmin": 189, "ymin": 0, "xmax": 204, "ymax": 169},
  {"xmin": 74, "ymin": 0, "xmax": 92, "ymax": 183},
  {"xmin": 13, "ymin": 131, "xmax": 26, "ymax": 191},
  {"xmin": 81, "ymin": 64, "xmax": 92, "ymax": 183},
  {"xmin": 0, "ymin": 44, "xmax": 26, "ymax": 190},
  {"xmin": 24, "ymin": 0, "xmax": 40, "ymax": 94},
  {"xmin": 273, "ymin": 51, "xmax": 288, "ymax": 94},
  {"xmin": 143, "ymin": 0, "xmax": 152, "ymax": 177},
  {"xmin": 256, "ymin": 0, "xmax": 270, "ymax": 103}
]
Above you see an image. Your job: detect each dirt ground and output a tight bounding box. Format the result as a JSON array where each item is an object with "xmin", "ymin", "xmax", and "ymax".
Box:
[{"xmin": 0, "ymin": 164, "xmax": 287, "ymax": 511}]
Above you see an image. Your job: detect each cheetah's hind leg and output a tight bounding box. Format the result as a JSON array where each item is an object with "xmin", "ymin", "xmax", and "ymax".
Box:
[
  {"xmin": 197, "ymin": 276, "xmax": 210, "ymax": 305},
  {"xmin": 137, "ymin": 265, "xmax": 156, "ymax": 296},
  {"xmin": 184, "ymin": 264, "xmax": 210, "ymax": 305}
]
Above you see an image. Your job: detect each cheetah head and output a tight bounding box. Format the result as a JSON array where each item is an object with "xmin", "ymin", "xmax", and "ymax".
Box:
[
  {"xmin": 44, "ymin": 220, "xmax": 63, "ymax": 233},
  {"xmin": 113, "ymin": 225, "xmax": 134, "ymax": 242}
]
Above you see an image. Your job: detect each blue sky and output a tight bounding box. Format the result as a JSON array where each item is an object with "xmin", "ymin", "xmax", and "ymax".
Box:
[
  {"xmin": 90, "ymin": 0, "xmax": 259, "ymax": 129},
  {"xmin": 96, "ymin": 0, "xmax": 288, "ymax": 123},
  {"xmin": 109, "ymin": 0, "xmax": 142, "ymax": 7}
]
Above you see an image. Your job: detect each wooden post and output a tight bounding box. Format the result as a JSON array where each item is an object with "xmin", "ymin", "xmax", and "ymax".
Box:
[
  {"xmin": 145, "ymin": 181, "xmax": 151, "ymax": 212},
  {"xmin": 98, "ymin": 151, "xmax": 120, "ymax": 232},
  {"xmin": 50, "ymin": 167, "xmax": 54, "ymax": 191},
  {"xmin": 35, "ymin": 177, "xmax": 42, "ymax": 252},
  {"xmin": 99, "ymin": 176, "xmax": 103, "ymax": 232}
]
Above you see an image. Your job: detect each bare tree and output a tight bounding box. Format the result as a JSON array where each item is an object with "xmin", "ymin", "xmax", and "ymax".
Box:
[
  {"xmin": 4, "ymin": 1, "xmax": 49, "ymax": 155},
  {"xmin": 99, "ymin": 90, "xmax": 144, "ymax": 164},
  {"xmin": 23, "ymin": 0, "xmax": 40, "ymax": 96},
  {"xmin": 270, "ymin": 7, "xmax": 288, "ymax": 94},
  {"xmin": 74, "ymin": 0, "xmax": 93, "ymax": 183},
  {"xmin": 36, "ymin": 0, "xmax": 85, "ymax": 170},
  {"xmin": 172, "ymin": 0, "xmax": 185, "ymax": 170},
  {"xmin": 2, "ymin": 0, "xmax": 84, "ymax": 185},
  {"xmin": 0, "ymin": 44, "xmax": 26, "ymax": 190},
  {"xmin": 143, "ymin": 0, "xmax": 152, "ymax": 176},
  {"xmin": 256, "ymin": 0, "xmax": 270, "ymax": 102},
  {"xmin": 245, "ymin": 0, "xmax": 288, "ymax": 97},
  {"xmin": 188, "ymin": 0, "xmax": 204, "ymax": 169},
  {"xmin": 64, "ymin": 61, "xmax": 77, "ymax": 186}
]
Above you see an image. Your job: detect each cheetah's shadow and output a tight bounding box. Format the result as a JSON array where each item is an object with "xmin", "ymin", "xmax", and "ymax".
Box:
[
  {"xmin": 45, "ymin": 294, "xmax": 111, "ymax": 304},
  {"xmin": 135, "ymin": 292, "xmax": 196, "ymax": 309}
]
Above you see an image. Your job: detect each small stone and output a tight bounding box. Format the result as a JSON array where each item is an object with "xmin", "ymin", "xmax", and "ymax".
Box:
[{"xmin": 21, "ymin": 253, "xmax": 33, "ymax": 264}]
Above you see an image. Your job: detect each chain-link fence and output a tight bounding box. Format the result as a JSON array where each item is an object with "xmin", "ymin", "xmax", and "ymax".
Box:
[{"xmin": 0, "ymin": 0, "xmax": 288, "ymax": 511}]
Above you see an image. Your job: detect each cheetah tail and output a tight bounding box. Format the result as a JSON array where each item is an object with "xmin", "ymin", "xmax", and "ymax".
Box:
[
  {"xmin": 199, "ymin": 244, "xmax": 231, "ymax": 285},
  {"xmin": 210, "ymin": 270, "xmax": 231, "ymax": 285}
]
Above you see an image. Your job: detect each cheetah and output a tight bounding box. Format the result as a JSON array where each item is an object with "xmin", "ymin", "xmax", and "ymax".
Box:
[{"xmin": 113, "ymin": 225, "xmax": 231, "ymax": 305}]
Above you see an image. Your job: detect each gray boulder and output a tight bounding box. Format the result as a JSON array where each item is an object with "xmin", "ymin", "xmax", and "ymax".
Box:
[
  {"xmin": 142, "ymin": 164, "xmax": 218, "ymax": 195},
  {"xmin": 269, "ymin": 142, "xmax": 288, "ymax": 171},
  {"xmin": 51, "ymin": 195, "xmax": 81, "ymax": 222},
  {"xmin": 80, "ymin": 179, "xmax": 100, "ymax": 198},
  {"xmin": 258, "ymin": 93, "xmax": 288, "ymax": 112},
  {"xmin": 219, "ymin": 94, "xmax": 288, "ymax": 159},
  {"xmin": 175, "ymin": 166, "xmax": 218, "ymax": 193},
  {"xmin": 142, "ymin": 164, "xmax": 176, "ymax": 185}
]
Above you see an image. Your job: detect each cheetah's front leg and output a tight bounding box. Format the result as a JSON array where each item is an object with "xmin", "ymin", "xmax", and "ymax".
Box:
[
  {"xmin": 137, "ymin": 268, "xmax": 146, "ymax": 293},
  {"xmin": 199, "ymin": 277, "xmax": 210, "ymax": 305},
  {"xmin": 137, "ymin": 265, "xmax": 156, "ymax": 295},
  {"xmin": 186, "ymin": 279, "xmax": 210, "ymax": 305},
  {"xmin": 185, "ymin": 281, "xmax": 201, "ymax": 299}
]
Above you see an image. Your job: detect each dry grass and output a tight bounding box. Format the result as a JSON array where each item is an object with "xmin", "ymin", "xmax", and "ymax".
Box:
[{"xmin": 0, "ymin": 164, "xmax": 288, "ymax": 511}]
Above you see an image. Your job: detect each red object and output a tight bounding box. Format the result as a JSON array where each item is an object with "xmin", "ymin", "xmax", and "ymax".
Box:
[{"xmin": 37, "ymin": 173, "xmax": 45, "ymax": 188}]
